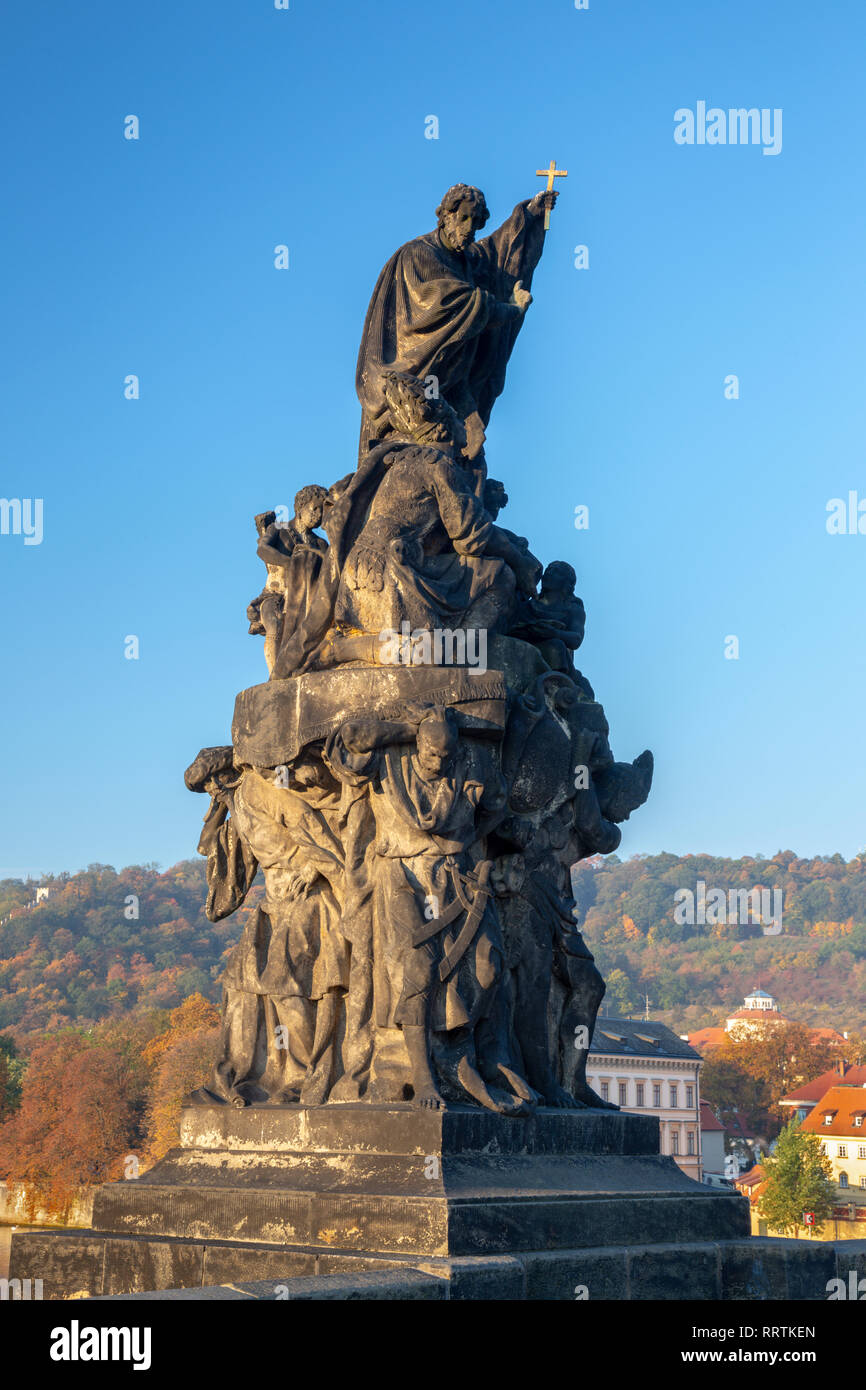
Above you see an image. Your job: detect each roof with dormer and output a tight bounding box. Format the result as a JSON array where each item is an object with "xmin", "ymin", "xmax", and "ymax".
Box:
[
  {"xmin": 779, "ymin": 1064, "xmax": 866, "ymax": 1108},
  {"xmin": 800, "ymin": 1085, "xmax": 866, "ymax": 1138},
  {"xmin": 589, "ymin": 1018, "xmax": 701, "ymax": 1061}
]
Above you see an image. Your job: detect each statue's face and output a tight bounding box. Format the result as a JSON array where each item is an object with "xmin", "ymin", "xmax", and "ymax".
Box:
[
  {"xmin": 542, "ymin": 564, "xmax": 573, "ymax": 597},
  {"xmin": 485, "ymin": 484, "xmax": 506, "ymax": 517},
  {"xmin": 416, "ymin": 721, "xmax": 457, "ymax": 777},
  {"xmin": 439, "ymin": 199, "xmax": 478, "ymax": 253},
  {"xmin": 299, "ymin": 498, "xmax": 323, "ymax": 530}
]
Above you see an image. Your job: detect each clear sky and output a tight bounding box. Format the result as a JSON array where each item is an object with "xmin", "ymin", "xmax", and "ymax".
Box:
[{"xmin": 1, "ymin": 0, "xmax": 864, "ymax": 878}]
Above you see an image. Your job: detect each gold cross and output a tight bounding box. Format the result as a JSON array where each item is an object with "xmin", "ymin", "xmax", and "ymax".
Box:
[{"xmin": 535, "ymin": 159, "xmax": 568, "ymax": 229}]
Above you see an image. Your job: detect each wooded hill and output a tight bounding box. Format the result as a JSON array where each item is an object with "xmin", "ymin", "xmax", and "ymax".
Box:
[{"xmin": 1, "ymin": 850, "xmax": 863, "ymax": 1043}]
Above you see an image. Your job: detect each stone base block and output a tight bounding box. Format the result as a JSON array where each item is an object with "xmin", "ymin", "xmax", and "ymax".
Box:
[{"xmin": 10, "ymin": 1104, "xmax": 755, "ymax": 1299}]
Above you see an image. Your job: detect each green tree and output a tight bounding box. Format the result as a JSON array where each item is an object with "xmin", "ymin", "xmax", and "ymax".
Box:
[
  {"xmin": 758, "ymin": 1118, "xmax": 836, "ymax": 1236},
  {"xmin": 0, "ymin": 1033, "xmax": 25, "ymax": 1117},
  {"xmin": 603, "ymin": 968, "xmax": 638, "ymax": 1015}
]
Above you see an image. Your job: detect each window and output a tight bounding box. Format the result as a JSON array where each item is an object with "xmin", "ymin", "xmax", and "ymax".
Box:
[
  {"xmin": 636, "ymin": 1083, "xmax": 645, "ymax": 1107},
  {"xmin": 838, "ymin": 1144, "xmax": 848, "ymax": 1158},
  {"xmin": 671, "ymin": 1131, "xmax": 679, "ymax": 1155},
  {"xmin": 858, "ymin": 1146, "xmax": 866, "ymax": 1160},
  {"xmin": 839, "ymin": 1172, "xmax": 849, "ymax": 1188},
  {"xmin": 653, "ymin": 1084, "xmax": 661, "ymax": 1107},
  {"xmin": 854, "ymin": 1115, "xmax": 864, "ymax": 1128},
  {"xmin": 860, "ymin": 1176, "xmax": 866, "ymax": 1189},
  {"xmin": 824, "ymin": 1115, "xmax": 834, "ymax": 1125},
  {"xmin": 601, "ymin": 1082, "xmax": 609, "ymax": 1102},
  {"xmin": 670, "ymin": 1086, "xmax": 678, "ymax": 1108},
  {"xmin": 687, "ymin": 1131, "xmax": 695, "ymax": 1155},
  {"xmin": 618, "ymin": 1082, "xmax": 628, "ymax": 1106},
  {"xmin": 686, "ymin": 1085, "xmax": 694, "ymax": 1108}
]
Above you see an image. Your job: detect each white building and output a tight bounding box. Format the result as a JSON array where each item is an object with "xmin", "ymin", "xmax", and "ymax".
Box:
[
  {"xmin": 725, "ymin": 987, "xmax": 785, "ymax": 1036},
  {"xmin": 588, "ymin": 1018, "xmax": 704, "ymax": 1182}
]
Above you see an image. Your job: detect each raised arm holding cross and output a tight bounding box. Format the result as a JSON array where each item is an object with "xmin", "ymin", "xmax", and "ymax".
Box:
[{"xmin": 534, "ymin": 159, "xmax": 568, "ymax": 229}]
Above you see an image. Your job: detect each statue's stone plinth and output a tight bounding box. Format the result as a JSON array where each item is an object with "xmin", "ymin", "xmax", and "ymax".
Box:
[{"xmin": 10, "ymin": 1105, "xmax": 750, "ymax": 1299}]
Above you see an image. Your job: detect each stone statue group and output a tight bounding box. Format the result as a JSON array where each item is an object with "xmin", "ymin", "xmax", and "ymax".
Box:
[{"xmin": 185, "ymin": 181, "xmax": 653, "ymax": 1114}]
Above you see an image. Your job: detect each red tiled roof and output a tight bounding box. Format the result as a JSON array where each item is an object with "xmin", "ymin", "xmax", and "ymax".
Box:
[
  {"xmin": 688, "ymin": 1027, "xmax": 727, "ymax": 1052},
  {"xmin": 800, "ymin": 1085, "xmax": 866, "ymax": 1138},
  {"xmin": 699, "ymin": 1100, "xmax": 725, "ymax": 1132},
  {"xmin": 812, "ymin": 1027, "xmax": 848, "ymax": 1045},
  {"xmin": 736, "ymin": 1164, "xmax": 765, "ymax": 1188},
  {"xmin": 779, "ymin": 1064, "xmax": 866, "ymax": 1107}
]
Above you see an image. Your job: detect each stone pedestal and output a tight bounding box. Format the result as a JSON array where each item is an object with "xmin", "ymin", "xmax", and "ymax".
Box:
[{"xmin": 10, "ymin": 1104, "xmax": 753, "ymax": 1299}]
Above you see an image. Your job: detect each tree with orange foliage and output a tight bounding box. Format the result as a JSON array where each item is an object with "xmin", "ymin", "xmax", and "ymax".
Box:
[
  {"xmin": 622, "ymin": 914, "xmax": 642, "ymax": 941},
  {"xmin": 0, "ymin": 1031, "xmax": 146, "ymax": 1216},
  {"xmin": 701, "ymin": 1019, "xmax": 841, "ymax": 1140},
  {"xmin": 141, "ymin": 994, "xmax": 220, "ymax": 1163}
]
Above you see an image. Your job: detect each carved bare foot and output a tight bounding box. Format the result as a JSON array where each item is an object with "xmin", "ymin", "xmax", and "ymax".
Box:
[
  {"xmin": 328, "ymin": 1076, "xmax": 363, "ymax": 1103},
  {"xmin": 542, "ymin": 1083, "xmax": 584, "ymax": 1109},
  {"xmin": 300, "ymin": 1071, "xmax": 330, "ymax": 1106},
  {"xmin": 496, "ymin": 1065, "xmax": 540, "ymax": 1107},
  {"xmin": 457, "ymin": 1057, "xmax": 528, "ymax": 1115},
  {"xmin": 265, "ymin": 1087, "xmax": 300, "ymax": 1106},
  {"xmin": 411, "ymin": 1083, "xmax": 444, "ymax": 1110}
]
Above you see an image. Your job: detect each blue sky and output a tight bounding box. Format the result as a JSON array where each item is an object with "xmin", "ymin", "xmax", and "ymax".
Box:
[{"xmin": 1, "ymin": 0, "xmax": 864, "ymax": 877}]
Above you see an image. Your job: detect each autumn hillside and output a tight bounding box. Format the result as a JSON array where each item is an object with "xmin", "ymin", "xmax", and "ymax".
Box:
[
  {"xmin": 576, "ymin": 851, "xmax": 866, "ymax": 1036},
  {"xmin": 1, "ymin": 850, "xmax": 865, "ymax": 1045},
  {"xmin": 0, "ymin": 861, "xmax": 243, "ymax": 1039}
]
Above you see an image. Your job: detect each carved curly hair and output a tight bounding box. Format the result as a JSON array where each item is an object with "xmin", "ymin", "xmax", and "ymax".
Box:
[
  {"xmin": 293, "ymin": 484, "xmax": 328, "ymax": 515},
  {"xmin": 381, "ymin": 370, "xmax": 464, "ymax": 445},
  {"xmin": 435, "ymin": 184, "xmax": 490, "ymax": 230}
]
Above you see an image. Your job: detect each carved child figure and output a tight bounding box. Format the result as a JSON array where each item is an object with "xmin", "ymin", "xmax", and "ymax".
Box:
[
  {"xmin": 247, "ymin": 486, "xmax": 329, "ymax": 673},
  {"xmin": 511, "ymin": 560, "xmax": 586, "ymax": 678}
]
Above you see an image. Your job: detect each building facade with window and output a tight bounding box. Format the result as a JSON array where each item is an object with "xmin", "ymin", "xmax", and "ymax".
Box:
[
  {"xmin": 800, "ymin": 1083, "xmax": 866, "ymax": 1197},
  {"xmin": 778, "ymin": 1063, "xmax": 866, "ymax": 1124},
  {"xmin": 588, "ymin": 1018, "xmax": 703, "ymax": 1181}
]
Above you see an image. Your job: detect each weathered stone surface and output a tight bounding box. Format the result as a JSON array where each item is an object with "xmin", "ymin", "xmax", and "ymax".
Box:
[
  {"xmin": 521, "ymin": 1247, "xmax": 629, "ymax": 1301},
  {"xmin": 232, "ymin": 669, "xmax": 507, "ymax": 768},
  {"xmin": 11, "ymin": 1105, "xmax": 756, "ymax": 1298},
  {"xmin": 178, "ymin": 1102, "xmax": 662, "ymax": 1157},
  {"xmin": 719, "ymin": 1238, "xmax": 790, "ymax": 1299},
  {"xmin": 9, "ymin": 1230, "xmax": 107, "ymax": 1301},
  {"xmin": 628, "ymin": 1242, "xmax": 721, "ymax": 1301},
  {"xmin": 101, "ymin": 1237, "xmax": 204, "ymax": 1298},
  {"xmin": 782, "ymin": 1240, "xmax": 838, "ymax": 1300}
]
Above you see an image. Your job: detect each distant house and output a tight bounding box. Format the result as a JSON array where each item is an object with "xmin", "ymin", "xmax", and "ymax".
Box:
[
  {"xmin": 800, "ymin": 1083, "xmax": 866, "ymax": 1199},
  {"xmin": 699, "ymin": 1100, "xmax": 726, "ymax": 1177},
  {"xmin": 687, "ymin": 989, "xmax": 847, "ymax": 1052},
  {"xmin": 725, "ymin": 987, "xmax": 788, "ymax": 1036},
  {"xmin": 732, "ymin": 1162, "xmax": 766, "ymax": 1202},
  {"xmin": 779, "ymin": 1062, "xmax": 866, "ymax": 1124},
  {"xmin": 589, "ymin": 1018, "xmax": 703, "ymax": 1181}
]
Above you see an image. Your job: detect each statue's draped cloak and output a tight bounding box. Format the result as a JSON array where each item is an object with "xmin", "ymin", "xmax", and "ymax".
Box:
[{"xmin": 356, "ymin": 201, "xmax": 546, "ymax": 451}]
